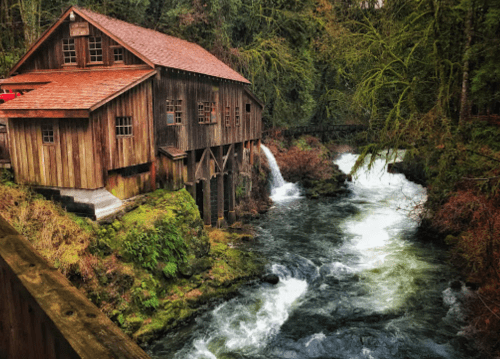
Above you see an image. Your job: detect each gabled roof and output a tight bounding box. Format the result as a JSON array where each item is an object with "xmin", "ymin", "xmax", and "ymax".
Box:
[
  {"xmin": 9, "ymin": 6, "xmax": 250, "ymax": 84},
  {"xmin": 0, "ymin": 69, "xmax": 155, "ymax": 118}
]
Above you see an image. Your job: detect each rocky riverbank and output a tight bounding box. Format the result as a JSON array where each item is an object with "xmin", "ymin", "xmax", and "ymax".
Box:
[{"xmin": 0, "ymin": 176, "xmax": 267, "ymax": 345}]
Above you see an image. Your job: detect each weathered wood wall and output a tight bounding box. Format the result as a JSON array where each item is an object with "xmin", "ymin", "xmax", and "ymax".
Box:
[
  {"xmin": 154, "ymin": 69, "xmax": 262, "ymax": 152},
  {"xmin": 0, "ymin": 126, "xmax": 9, "ymax": 166},
  {"xmin": 19, "ymin": 15, "xmax": 143, "ymax": 72},
  {"xmin": 105, "ymin": 171, "xmax": 152, "ymax": 200},
  {"xmin": 157, "ymin": 155, "xmax": 186, "ymax": 191},
  {"xmin": 0, "ymin": 215, "xmax": 149, "ymax": 359},
  {"xmin": 8, "ymin": 118, "xmax": 104, "ymax": 189},
  {"xmin": 91, "ymin": 80, "xmax": 154, "ymax": 172}
]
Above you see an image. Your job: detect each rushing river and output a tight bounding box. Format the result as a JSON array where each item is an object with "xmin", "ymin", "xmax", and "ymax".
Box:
[{"xmin": 149, "ymin": 150, "xmax": 475, "ymax": 359}]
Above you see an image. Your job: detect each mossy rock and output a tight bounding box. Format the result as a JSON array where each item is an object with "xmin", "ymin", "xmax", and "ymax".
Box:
[{"xmin": 179, "ymin": 257, "xmax": 213, "ymax": 278}]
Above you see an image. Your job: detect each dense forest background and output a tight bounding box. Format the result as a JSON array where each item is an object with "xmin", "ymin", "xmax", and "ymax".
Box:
[{"xmin": 2, "ymin": 0, "xmax": 500, "ymax": 355}]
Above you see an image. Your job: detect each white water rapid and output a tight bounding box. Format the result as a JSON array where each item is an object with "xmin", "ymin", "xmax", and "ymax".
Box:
[
  {"xmin": 150, "ymin": 152, "xmax": 472, "ymax": 359},
  {"xmin": 260, "ymin": 144, "xmax": 301, "ymax": 201}
]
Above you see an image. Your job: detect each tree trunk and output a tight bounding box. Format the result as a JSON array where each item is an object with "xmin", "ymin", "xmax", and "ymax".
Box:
[{"xmin": 459, "ymin": 5, "xmax": 474, "ymax": 125}]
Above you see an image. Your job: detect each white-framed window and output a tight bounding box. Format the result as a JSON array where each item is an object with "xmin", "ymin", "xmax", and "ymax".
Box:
[
  {"xmin": 62, "ymin": 38, "xmax": 76, "ymax": 64},
  {"xmin": 89, "ymin": 37, "xmax": 103, "ymax": 62}
]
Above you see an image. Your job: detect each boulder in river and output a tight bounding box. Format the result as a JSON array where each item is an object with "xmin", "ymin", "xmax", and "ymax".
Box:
[{"xmin": 262, "ymin": 274, "xmax": 280, "ymax": 285}]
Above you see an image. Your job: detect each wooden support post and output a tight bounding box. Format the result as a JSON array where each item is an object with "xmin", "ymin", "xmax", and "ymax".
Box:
[
  {"xmin": 236, "ymin": 142, "xmax": 243, "ymax": 172},
  {"xmin": 216, "ymin": 146, "xmax": 224, "ymax": 228},
  {"xmin": 257, "ymin": 139, "xmax": 262, "ymax": 170},
  {"xmin": 187, "ymin": 150, "xmax": 196, "ymax": 199},
  {"xmin": 249, "ymin": 140, "xmax": 254, "ymax": 165},
  {"xmin": 150, "ymin": 161, "xmax": 156, "ymax": 191},
  {"xmin": 203, "ymin": 148, "xmax": 211, "ymax": 227},
  {"xmin": 228, "ymin": 145, "xmax": 236, "ymax": 225}
]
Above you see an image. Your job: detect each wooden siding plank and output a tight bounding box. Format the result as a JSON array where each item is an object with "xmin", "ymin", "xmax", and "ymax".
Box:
[
  {"xmin": 35, "ymin": 121, "xmax": 46, "ymax": 186},
  {"xmin": 59, "ymin": 121, "xmax": 70, "ymax": 187},
  {"xmin": 7, "ymin": 120, "xmax": 19, "ymax": 180},
  {"xmin": 18, "ymin": 120, "xmax": 29, "ymax": 184},
  {"xmin": 54, "ymin": 119, "xmax": 64, "ymax": 187},
  {"xmin": 77, "ymin": 120, "xmax": 87, "ymax": 188},
  {"xmin": 71, "ymin": 121, "xmax": 81, "ymax": 188},
  {"xmin": 24, "ymin": 120, "xmax": 35, "ymax": 183},
  {"xmin": 86, "ymin": 120, "xmax": 96, "ymax": 188},
  {"xmin": 29, "ymin": 121, "xmax": 41, "ymax": 184}
]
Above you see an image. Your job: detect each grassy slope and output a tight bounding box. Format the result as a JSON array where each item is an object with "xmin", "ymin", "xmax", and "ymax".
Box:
[{"xmin": 0, "ymin": 179, "xmax": 264, "ymax": 344}]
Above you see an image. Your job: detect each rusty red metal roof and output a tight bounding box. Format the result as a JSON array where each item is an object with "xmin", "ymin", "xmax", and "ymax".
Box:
[
  {"xmin": 75, "ymin": 7, "xmax": 250, "ymax": 84},
  {"xmin": 0, "ymin": 69, "xmax": 155, "ymax": 115}
]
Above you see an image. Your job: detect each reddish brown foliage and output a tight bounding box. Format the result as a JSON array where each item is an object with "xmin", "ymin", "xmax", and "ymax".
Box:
[
  {"xmin": 434, "ymin": 191, "xmax": 500, "ymax": 283},
  {"xmin": 434, "ymin": 190, "xmax": 500, "ymax": 357},
  {"xmin": 265, "ymin": 137, "xmax": 334, "ymax": 183}
]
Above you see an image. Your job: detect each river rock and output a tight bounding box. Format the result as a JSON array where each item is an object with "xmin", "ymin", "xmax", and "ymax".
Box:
[{"xmin": 262, "ymin": 274, "xmax": 280, "ymax": 285}]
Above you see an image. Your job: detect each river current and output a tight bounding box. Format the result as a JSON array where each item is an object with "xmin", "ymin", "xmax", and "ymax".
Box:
[{"xmin": 149, "ymin": 150, "xmax": 475, "ymax": 359}]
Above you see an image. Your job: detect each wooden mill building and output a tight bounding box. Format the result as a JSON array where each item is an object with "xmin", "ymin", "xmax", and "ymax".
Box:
[{"xmin": 0, "ymin": 6, "xmax": 263, "ymax": 224}]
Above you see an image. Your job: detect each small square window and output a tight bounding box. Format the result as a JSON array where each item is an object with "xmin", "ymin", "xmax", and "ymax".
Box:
[
  {"xmin": 42, "ymin": 124, "xmax": 54, "ymax": 143},
  {"xmin": 62, "ymin": 38, "xmax": 76, "ymax": 64},
  {"xmin": 114, "ymin": 47, "xmax": 123, "ymax": 62},
  {"xmin": 116, "ymin": 116, "xmax": 132, "ymax": 136},
  {"xmin": 89, "ymin": 37, "xmax": 102, "ymax": 62}
]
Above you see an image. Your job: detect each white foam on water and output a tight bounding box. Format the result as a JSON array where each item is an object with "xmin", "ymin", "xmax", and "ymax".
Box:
[
  {"xmin": 335, "ymin": 153, "xmax": 429, "ymax": 311},
  {"xmin": 183, "ymin": 276, "xmax": 308, "ymax": 358}
]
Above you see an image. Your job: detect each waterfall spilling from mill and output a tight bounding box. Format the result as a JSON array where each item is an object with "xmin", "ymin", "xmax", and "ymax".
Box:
[{"xmin": 260, "ymin": 144, "xmax": 301, "ymax": 202}]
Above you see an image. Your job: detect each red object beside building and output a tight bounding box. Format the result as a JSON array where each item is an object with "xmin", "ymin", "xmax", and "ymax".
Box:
[{"xmin": 0, "ymin": 89, "xmax": 20, "ymax": 103}]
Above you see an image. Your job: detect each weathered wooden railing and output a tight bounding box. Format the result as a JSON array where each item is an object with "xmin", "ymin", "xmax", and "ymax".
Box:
[
  {"xmin": 0, "ymin": 215, "xmax": 149, "ymax": 359},
  {"xmin": 0, "ymin": 126, "xmax": 9, "ymax": 168},
  {"xmin": 262, "ymin": 124, "xmax": 367, "ymax": 139}
]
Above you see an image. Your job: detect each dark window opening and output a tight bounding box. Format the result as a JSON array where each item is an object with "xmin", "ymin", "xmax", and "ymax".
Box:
[
  {"xmin": 245, "ymin": 103, "xmax": 251, "ymax": 121},
  {"xmin": 63, "ymin": 38, "xmax": 76, "ymax": 64},
  {"xmin": 116, "ymin": 116, "xmax": 132, "ymax": 136},
  {"xmin": 113, "ymin": 47, "xmax": 123, "ymax": 62},
  {"xmin": 89, "ymin": 37, "xmax": 103, "ymax": 62},
  {"xmin": 42, "ymin": 124, "xmax": 54, "ymax": 143}
]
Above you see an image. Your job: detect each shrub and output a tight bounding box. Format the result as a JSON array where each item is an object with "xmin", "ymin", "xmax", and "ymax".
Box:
[{"xmin": 122, "ymin": 217, "xmax": 187, "ymax": 275}]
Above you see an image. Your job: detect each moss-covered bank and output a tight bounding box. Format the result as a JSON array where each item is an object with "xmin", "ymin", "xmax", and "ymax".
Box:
[{"xmin": 0, "ymin": 177, "xmax": 265, "ymax": 344}]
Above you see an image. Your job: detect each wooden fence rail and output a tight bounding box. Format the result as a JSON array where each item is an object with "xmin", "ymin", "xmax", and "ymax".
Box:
[{"xmin": 0, "ymin": 215, "xmax": 149, "ymax": 359}]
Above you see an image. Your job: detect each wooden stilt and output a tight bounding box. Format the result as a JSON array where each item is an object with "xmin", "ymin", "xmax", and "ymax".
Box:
[
  {"xmin": 236, "ymin": 142, "xmax": 243, "ymax": 172},
  {"xmin": 228, "ymin": 145, "xmax": 236, "ymax": 224},
  {"xmin": 249, "ymin": 140, "xmax": 254, "ymax": 165},
  {"xmin": 216, "ymin": 146, "xmax": 224, "ymax": 228},
  {"xmin": 187, "ymin": 150, "xmax": 196, "ymax": 199},
  {"xmin": 203, "ymin": 148, "xmax": 211, "ymax": 226}
]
